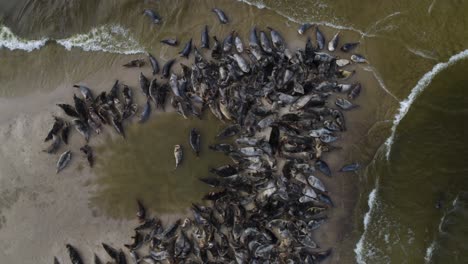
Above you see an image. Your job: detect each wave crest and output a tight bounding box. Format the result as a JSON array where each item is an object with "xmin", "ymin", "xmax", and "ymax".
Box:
[
  {"xmin": 0, "ymin": 24, "xmax": 144, "ymax": 55},
  {"xmin": 0, "ymin": 25, "xmax": 49, "ymax": 51}
]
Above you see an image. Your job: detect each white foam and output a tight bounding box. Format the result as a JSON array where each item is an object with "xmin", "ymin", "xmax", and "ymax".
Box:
[
  {"xmin": 0, "ymin": 24, "xmax": 145, "ymax": 55},
  {"xmin": 0, "ymin": 24, "xmax": 49, "ymax": 51},
  {"xmin": 355, "ymin": 188, "xmax": 378, "ymax": 264},
  {"xmin": 385, "ymin": 49, "xmax": 468, "ymax": 159},
  {"xmin": 237, "ymin": 0, "xmax": 266, "ymax": 9},
  {"xmin": 56, "ymin": 24, "xmax": 145, "ymax": 55},
  {"xmin": 236, "ymin": 0, "xmax": 371, "ymax": 37},
  {"xmin": 424, "ymin": 241, "xmax": 436, "ymax": 263}
]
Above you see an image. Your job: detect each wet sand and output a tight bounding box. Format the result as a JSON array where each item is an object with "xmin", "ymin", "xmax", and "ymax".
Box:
[{"xmin": 0, "ymin": 62, "xmax": 157, "ymax": 263}]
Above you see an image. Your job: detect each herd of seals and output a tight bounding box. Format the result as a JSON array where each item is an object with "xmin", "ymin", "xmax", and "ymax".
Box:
[{"xmin": 45, "ymin": 7, "xmax": 364, "ymax": 264}]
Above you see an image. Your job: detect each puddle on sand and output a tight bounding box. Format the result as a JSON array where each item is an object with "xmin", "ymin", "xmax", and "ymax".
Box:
[{"xmin": 90, "ymin": 112, "xmax": 231, "ymax": 219}]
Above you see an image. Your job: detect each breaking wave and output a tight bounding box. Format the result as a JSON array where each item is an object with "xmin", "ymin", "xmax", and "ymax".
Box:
[
  {"xmin": 424, "ymin": 241, "xmax": 436, "ymax": 263},
  {"xmin": 384, "ymin": 49, "xmax": 468, "ymax": 159},
  {"xmin": 354, "ymin": 187, "xmax": 379, "ymax": 264},
  {"xmin": 0, "ymin": 24, "xmax": 145, "ymax": 55},
  {"xmin": 0, "ymin": 25, "xmax": 48, "ymax": 51}
]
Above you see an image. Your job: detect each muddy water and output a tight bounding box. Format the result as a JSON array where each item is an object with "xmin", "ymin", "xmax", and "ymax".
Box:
[{"xmin": 91, "ymin": 112, "xmax": 231, "ymax": 218}]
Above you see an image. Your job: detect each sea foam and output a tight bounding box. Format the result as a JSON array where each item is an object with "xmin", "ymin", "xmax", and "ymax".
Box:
[
  {"xmin": 56, "ymin": 24, "xmax": 144, "ymax": 55},
  {"xmin": 355, "ymin": 188, "xmax": 379, "ymax": 264},
  {"xmin": 236, "ymin": 0, "xmax": 370, "ymax": 37},
  {"xmin": 0, "ymin": 25, "xmax": 49, "ymax": 51},
  {"xmin": 0, "ymin": 24, "xmax": 145, "ymax": 55}
]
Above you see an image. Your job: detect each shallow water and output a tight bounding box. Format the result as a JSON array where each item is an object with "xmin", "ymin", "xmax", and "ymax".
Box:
[
  {"xmin": 1, "ymin": 0, "xmax": 468, "ymax": 263},
  {"xmin": 92, "ymin": 112, "xmax": 231, "ymax": 218}
]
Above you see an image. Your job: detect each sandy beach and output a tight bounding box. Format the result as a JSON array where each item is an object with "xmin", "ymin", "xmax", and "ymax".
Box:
[
  {"xmin": 0, "ymin": 56, "xmax": 383, "ymax": 264},
  {"xmin": 0, "ymin": 5, "xmax": 389, "ymax": 262}
]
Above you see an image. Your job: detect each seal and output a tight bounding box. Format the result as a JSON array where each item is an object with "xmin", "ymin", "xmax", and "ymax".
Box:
[
  {"xmin": 56, "ymin": 150, "xmax": 72, "ymax": 174},
  {"xmin": 234, "ymin": 34, "xmax": 243, "ymax": 53},
  {"xmin": 260, "ymin": 31, "xmax": 273, "ymax": 53},
  {"xmin": 189, "ymin": 128, "xmax": 201, "ymax": 156},
  {"xmin": 162, "ymin": 59, "xmax": 176, "ymax": 78},
  {"xmin": 66, "ymin": 244, "xmax": 83, "ymax": 264},
  {"xmin": 139, "ymin": 72, "xmax": 150, "ymax": 97},
  {"xmin": 138, "ymin": 99, "xmax": 151, "ymax": 123},
  {"xmin": 80, "ymin": 145, "xmax": 94, "ymax": 167},
  {"xmin": 328, "ymin": 32, "xmax": 340, "ymax": 52},
  {"xmin": 341, "ymin": 42, "xmax": 359, "ymax": 52},
  {"xmin": 316, "ymin": 27, "xmax": 325, "ymax": 50},
  {"xmin": 340, "ymin": 162, "xmax": 360, "ymax": 172},
  {"xmin": 201, "ymin": 25, "xmax": 210, "ymax": 49},
  {"xmin": 174, "ymin": 145, "xmax": 183, "ymax": 169},
  {"xmin": 123, "ymin": 59, "xmax": 145, "ymax": 68},
  {"xmin": 179, "ymin": 38, "xmax": 192, "ymax": 58},
  {"xmin": 148, "ymin": 53, "xmax": 160, "ymax": 75},
  {"xmin": 249, "ymin": 26, "xmax": 260, "ymax": 48},
  {"xmin": 267, "ymin": 27, "xmax": 285, "ymax": 51},
  {"xmin": 298, "ymin": 23, "xmax": 313, "ymax": 35},
  {"xmin": 351, "ymin": 54, "xmax": 367, "ymax": 63},
  {"xmin": 348, "ymin": 83, "xmax": 362, "ymax": 100},
  {"xmin": 212, "ymin": 8, "xmax": 229, "ymax": 24},
  {"xmin": 143, "ymin": 9, "xmax": 161, "ymax": 24},
  {"xmin": 161, "ymin": 38, "xmax": 178, "ymax": 46},
  {"xmin": 72, "ymin": 119, "xmax": 90, "ymax": 142},
  {"xmin": 223, "ymin": 31, "xmax": 234, "ymax": 52}
]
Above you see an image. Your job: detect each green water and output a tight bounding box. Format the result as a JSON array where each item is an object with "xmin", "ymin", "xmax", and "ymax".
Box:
[
  {"xmin": 1, "ymin": 0, "xmax": 468, "ymax": 263},
  {"xmin": 358, "ymin": 57, "xmax": 468, "ymax": 264}
]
